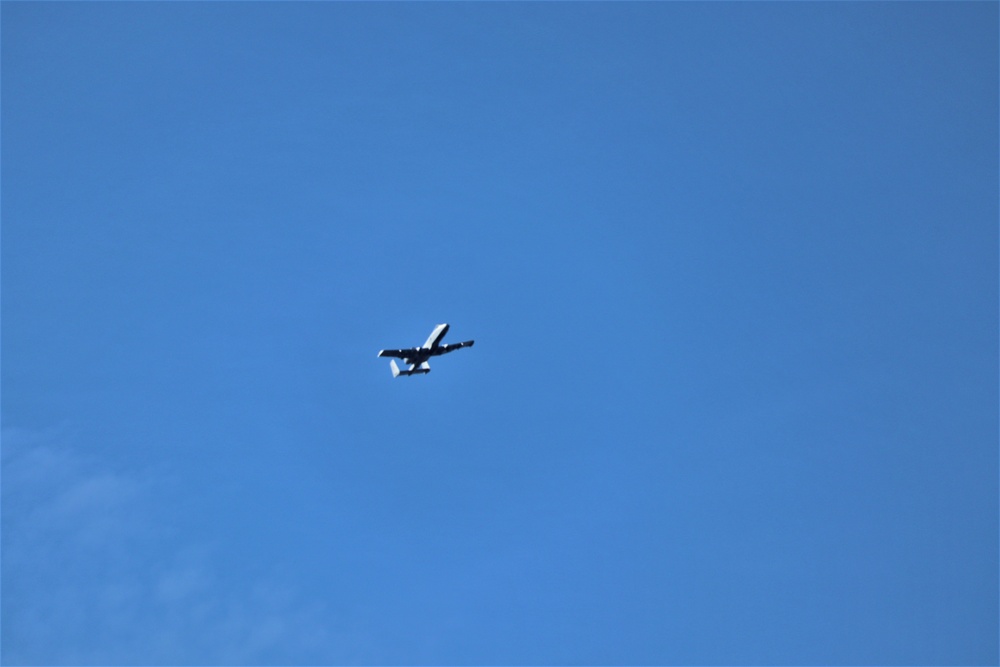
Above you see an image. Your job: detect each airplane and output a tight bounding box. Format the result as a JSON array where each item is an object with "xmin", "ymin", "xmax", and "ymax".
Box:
[{"xmin": 377, "ymin": 323, "xmax": 475, "ymax": 377}]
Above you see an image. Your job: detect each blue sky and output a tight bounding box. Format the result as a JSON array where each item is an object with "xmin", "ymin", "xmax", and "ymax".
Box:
[{"xmin": 2, "ymin": 2, "xmax": 997, "ymax": 665}]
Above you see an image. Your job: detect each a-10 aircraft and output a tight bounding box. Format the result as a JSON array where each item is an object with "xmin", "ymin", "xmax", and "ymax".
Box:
[{"xmin": 377, "ymin": 323, "xmax": 474, "ymax": 377}]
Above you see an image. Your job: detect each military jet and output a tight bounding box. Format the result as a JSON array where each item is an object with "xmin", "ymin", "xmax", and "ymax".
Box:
[{"xmin": 377, "ymin": 323, "xmax": 475, "ymax": 377}]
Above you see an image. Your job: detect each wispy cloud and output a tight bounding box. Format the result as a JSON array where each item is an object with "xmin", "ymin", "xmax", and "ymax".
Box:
[{"xmin": 2, "ymin": 427, "xmax": 355, "ymax": 665}]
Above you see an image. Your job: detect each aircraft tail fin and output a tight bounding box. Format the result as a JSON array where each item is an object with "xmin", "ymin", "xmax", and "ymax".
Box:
[{"xmin": 390, "ymin": 360, "xmax": 401, "ymax": 378}]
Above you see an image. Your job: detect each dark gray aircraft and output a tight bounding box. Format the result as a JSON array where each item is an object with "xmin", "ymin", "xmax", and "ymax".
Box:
[{"xmin": 377, "ymin": 323, "xmax": 475, "ymax": 377}]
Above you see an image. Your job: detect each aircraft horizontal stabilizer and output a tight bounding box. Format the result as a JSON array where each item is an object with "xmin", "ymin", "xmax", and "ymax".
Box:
[{"xmin": 389, "ymin": 360, "xmax": 430, "ymax": 377}]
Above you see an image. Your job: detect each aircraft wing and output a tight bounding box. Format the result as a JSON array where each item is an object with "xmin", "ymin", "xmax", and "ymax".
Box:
[
  {"xmin": 378, "ymin": 348, "xmax": 419, "ymax": 359},
  {"xmin": 436, "ymin": 340, "xmax": 475, "ymax": 354}
]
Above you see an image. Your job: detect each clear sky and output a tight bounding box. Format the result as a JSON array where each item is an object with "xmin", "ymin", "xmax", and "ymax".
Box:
[{"xmin": 2, "ymin": 2, "xmax": 997, "ymax": 665}]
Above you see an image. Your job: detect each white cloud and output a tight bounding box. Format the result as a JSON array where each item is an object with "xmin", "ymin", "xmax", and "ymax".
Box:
[{"xmin": 2, "ymin": 427, "xmax": 355, "ymax": 665}]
